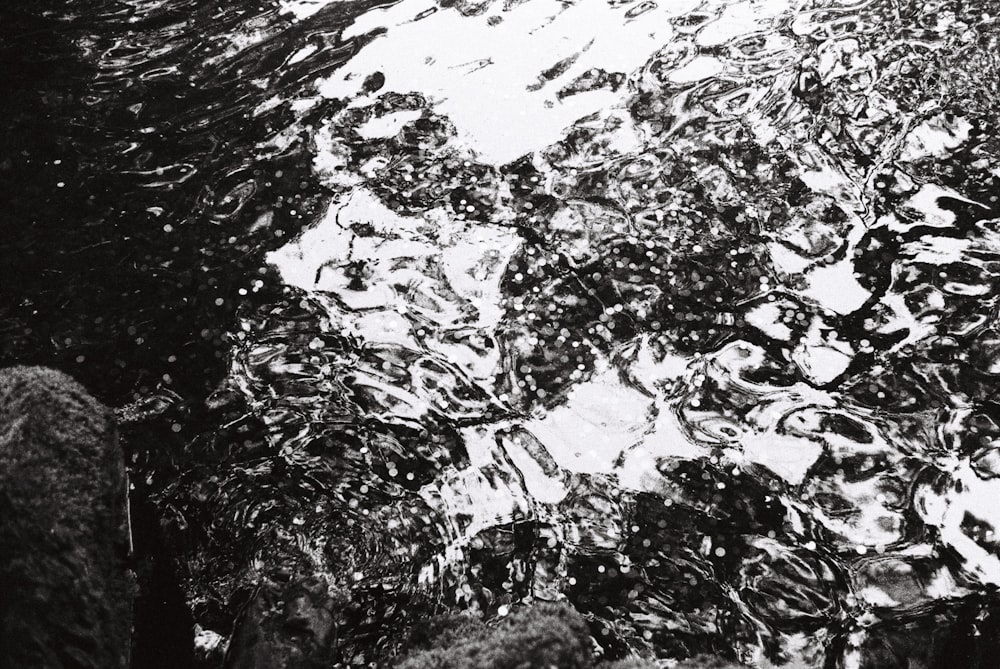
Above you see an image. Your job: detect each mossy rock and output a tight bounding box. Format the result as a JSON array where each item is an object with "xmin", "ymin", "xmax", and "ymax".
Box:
[
  {"xmin": 0, "ymin": 366, "xmax": 133, "ymax": 668},
  {"xmin": 396, "ymin": 603, "xmax": 593, "ymax": 669},
  {"xmin": 394, "ymin": 602, "xmax": 741, "ymax": 669}
]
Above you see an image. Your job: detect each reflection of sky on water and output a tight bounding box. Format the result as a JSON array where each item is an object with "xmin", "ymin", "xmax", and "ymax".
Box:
[{"xmin": 214, "ymin": 0, "xmax": 1000, "ymax": 664}]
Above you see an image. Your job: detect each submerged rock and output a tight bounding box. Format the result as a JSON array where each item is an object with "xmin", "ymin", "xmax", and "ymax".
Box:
[
  {"xmin": 396, "ymin": 603, "xmax": 593, "ymax": 669},
  {"xmin": 393, "ymin": 602, "xmax": 740, "ymax": 669},
  {"xmin": 0, "ymin": 366, "xmax": 133, "ymax": 668},
  {"xmin": 224, "ymin": 574, "xmax": 348, "ymax": 669}
]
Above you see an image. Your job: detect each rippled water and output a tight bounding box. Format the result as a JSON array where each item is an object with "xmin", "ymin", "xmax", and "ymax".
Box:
[{"xmin": 4, "ymin": 0, "xmax": 1000, "ymax": 666}]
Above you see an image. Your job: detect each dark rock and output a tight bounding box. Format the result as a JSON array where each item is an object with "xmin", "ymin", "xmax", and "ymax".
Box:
[
  {"xmin": 395, "ymin": 602, "xmax": 593, "ymax": 669},
  {"xmin": 394, "ymin": 601, "xmax": 742, "ymax": 669},
  {"xmin": 224, "ymin": 574, "xmax": 348, "ymax": 669},
  {"xmin": 0, "ymin": 366, "xmax": 134, "ymax": 668}
]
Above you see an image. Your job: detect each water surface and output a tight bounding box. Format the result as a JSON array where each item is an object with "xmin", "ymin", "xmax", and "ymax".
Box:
[{"xmin": 3, "ymin": 0, "xmax": 1000, "ymax": 666}]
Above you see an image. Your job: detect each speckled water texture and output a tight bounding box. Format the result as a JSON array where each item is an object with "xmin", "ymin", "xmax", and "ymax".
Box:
[{"xmin": 3, "ymin": 0, "xmax": 1000, "ymax": 666}]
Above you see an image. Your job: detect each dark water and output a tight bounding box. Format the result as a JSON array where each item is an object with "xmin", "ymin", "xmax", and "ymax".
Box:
[{"xmin": 4, "ymin": 0, "xmax": 1000, "ymax": 666}]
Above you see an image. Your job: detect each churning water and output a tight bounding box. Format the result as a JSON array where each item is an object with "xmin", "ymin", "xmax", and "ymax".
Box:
[{"xmin": 4, "ymin": 0, "xmax": 1000, "ymax": 666}]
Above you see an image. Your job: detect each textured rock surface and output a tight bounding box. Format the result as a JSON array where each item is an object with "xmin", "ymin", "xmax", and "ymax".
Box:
[
  {"xmin": 0, "ymin": 366, "xmax": 133, "ymax": 668},
  {"xmin": 395, "ymin": 603, "xmax": 595, "ymax": 669},
  {"xmin": 224, "ymin": 574, "xmax": 348, "ymax": 669},
  {"xmin": 393, "ymin": 602, "xmax": 739, "ymax": 669}
]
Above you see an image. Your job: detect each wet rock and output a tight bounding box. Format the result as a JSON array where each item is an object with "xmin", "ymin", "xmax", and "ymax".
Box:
[
  {"xmin": 395, "ymin": 601, "xmax": 742, "ymax": 669},
  {"xmin": 395, "ymin": 602, "xmax": 593, "ymax": 669},
  {"xmin": 0, "ymin": 366, "xmax": 133, "ymax": 668},
  {"xmin": 224, "ymin": 574, "xmax": 348, "ymax": 669}
]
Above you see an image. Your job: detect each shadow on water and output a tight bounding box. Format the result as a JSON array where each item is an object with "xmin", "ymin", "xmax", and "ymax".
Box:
[{"xmin": 1, "ymin": 1, "xmax": 389, "ymax": 664}]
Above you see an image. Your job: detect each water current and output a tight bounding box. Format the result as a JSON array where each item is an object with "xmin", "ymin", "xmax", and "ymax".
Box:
[{"xmin": 4, "ymin": 0, "xmax": 1000, "ymax": 666}]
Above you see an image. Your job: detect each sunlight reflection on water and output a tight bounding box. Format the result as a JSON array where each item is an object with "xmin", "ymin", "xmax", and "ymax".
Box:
[{"xmin": 182, "ymin": 0, "xmax": 1000, "ymax": 664}]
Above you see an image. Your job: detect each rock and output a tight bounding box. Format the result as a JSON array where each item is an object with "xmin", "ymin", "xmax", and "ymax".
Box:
[
  {"xmin": 224, "ymin": 575, "xmax": 347, "ymax": 669},
  {"xmin": 0, "ymin": 366, "xmax": 133, "ymax": 668},
  {"xmin": 395, "ymin": 602, "xmax": 593, "ymax": 669},
  {"xmin": 394, "ymin": 601, "xmax": 742, "ymax": 669}
]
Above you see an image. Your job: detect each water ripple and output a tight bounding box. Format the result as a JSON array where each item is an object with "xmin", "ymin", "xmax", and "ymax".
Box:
[{"xmin": 5, "ymin": 0, "xmax": 1000, "ymax": 665}]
